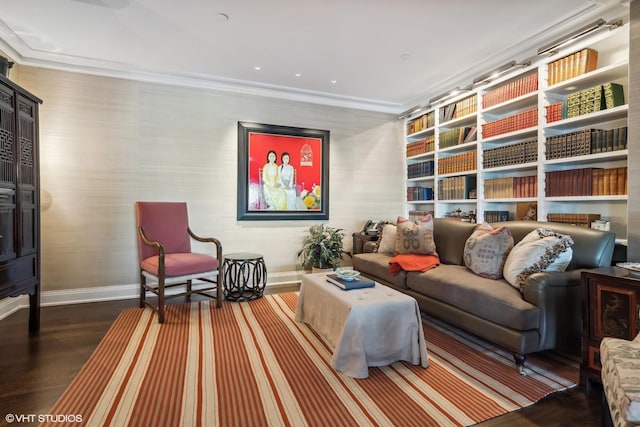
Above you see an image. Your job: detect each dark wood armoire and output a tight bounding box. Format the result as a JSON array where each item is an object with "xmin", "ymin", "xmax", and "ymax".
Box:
[{"xmin": 0, "ymin": 74, "xmax": 42, "ymax": 332}]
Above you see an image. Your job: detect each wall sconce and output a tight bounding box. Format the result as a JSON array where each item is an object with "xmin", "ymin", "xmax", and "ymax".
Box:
[
  {"xmin": 428, "ymin": 86, "xmax": 471, "ymax": 106},
  {"xmin": 537, "ymin": 19, "xmax": 623, "ymax": 56},
  {"xmin": 472, "ymin": 61, "xmax": 517, "ymax": 85}
]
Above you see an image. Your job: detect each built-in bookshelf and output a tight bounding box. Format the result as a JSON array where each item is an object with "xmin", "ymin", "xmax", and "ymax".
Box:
[{"xmin": 404, "ymin": 21, "xmax": 629, "ymax": 241}]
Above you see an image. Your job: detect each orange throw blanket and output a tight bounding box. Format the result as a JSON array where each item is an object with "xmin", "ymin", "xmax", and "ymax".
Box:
[{"xmin": 389, "ymin": 254, "xmax": 440, "ymax": 276}]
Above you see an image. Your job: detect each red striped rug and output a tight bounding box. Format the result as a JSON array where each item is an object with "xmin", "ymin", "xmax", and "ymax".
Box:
[{"xmin": 43, "ymin": 293, "xmax": 578, "ymax": 427}]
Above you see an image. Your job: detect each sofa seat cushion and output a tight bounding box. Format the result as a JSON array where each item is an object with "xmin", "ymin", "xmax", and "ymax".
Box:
[
  {"xmin": 406, "ymin": 265, "xmax": 540, "ymax": 331},
  {"xmin": 352, "ymin": 253, "xmax": 408, "ymax": 289}
]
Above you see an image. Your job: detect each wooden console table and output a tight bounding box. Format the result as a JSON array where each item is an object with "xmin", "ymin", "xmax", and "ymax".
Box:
[{"xmin": 581, "ymin": 266, "xmax": 640, "ymax": 389}]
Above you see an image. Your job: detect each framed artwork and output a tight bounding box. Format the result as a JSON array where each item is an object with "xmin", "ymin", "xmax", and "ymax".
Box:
[
  {"xmin": 237, "ymin": 121, "xmax": 330, "ymax": 221},
  {"xmin": 516, "ymin": 202, "xmax": 537, "ymax": 221}
]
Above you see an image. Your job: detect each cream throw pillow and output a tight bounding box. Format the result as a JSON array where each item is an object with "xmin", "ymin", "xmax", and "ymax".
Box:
[
  {"xmin": 375, "ymin": 224, "xmax": 397, "ymax": 255},
  {"xmin": 463, "ymin": 222, "xmax": 514, "ymax": 279},
  {"xmin": 503, "ymin": 228, "xmax": 574, "ymax": 290},
  {"xmin": 395, "ymin": 214, "xmax": 437, "ymax": 255}
]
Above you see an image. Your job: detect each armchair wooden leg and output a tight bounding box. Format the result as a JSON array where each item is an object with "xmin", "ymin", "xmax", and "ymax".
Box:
[
  {"xmin": 158, "ymin": 277, "xmax": 165, "ymax": 324},
  {"xmin": 216, "ymin": 270, "xmax": 223, "ymax": 308},
  {"xmin": 140, "ymin": 273, "xmax": 146, "ymax": 308}
]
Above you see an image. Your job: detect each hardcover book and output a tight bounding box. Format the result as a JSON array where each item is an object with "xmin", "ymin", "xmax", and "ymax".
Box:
[{"xmin": 326, "ymin": 274, "xmax": 375, "ymax": 290}]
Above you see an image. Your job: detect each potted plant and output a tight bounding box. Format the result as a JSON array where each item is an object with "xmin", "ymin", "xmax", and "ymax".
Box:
[{"xmin": 297, "ymin": 224, "xmax": 345, "ymax": 271}]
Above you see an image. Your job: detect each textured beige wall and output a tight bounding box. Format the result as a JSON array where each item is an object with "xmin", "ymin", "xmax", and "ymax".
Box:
[{"xmin": 13, "ymin": 67, "xmax": 403, "ymax": 291}]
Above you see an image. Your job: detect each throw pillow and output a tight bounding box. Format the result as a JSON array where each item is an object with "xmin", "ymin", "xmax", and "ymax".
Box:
[
  {"xmin": 503, "ymin": 228, "xmax": 574, "ymax": 291},
  {"xmin": 463, "ymin": 222, "xmax": 514, "ymax": 279},
  {"xmin": 395, "ymin": 214, "xmax": 437, "ymax": 256},
  {"xmin": 375, "ymin": 224, "xmax": 397, "ymax": 255}
]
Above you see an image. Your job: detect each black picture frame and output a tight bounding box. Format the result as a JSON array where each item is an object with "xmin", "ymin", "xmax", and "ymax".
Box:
[{"xmin": 237, "ymin": 121, "xmax": 330, "ymax": 221}]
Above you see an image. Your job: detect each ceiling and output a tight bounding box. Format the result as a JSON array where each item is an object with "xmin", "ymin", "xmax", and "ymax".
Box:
[{"xmin": 0, "ymin": 0, "xmax": 630, "ymax": 113}]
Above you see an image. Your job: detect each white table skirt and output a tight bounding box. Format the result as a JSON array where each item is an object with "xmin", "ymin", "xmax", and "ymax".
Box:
[{"xmin": 295, "ymin": 273, "xmax": 429, "ymax": 378}]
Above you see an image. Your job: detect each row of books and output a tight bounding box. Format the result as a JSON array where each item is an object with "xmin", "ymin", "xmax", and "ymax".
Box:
[
  {"xmin": 546, "ymin": 102, "xmax": 563, "ymax": 123},
  {"xmin": 406, "ymin": 135, "xmax": 435, "ymax": 157},
  {"xmin": 438, "ymin": 126, "xmax": 477, "ymax": 148},
  {"xmin": 437, "ymin": 176, "xmax": 477, "ymax": 200},
  {"xmin": 566, "ymin": 82, "xmax": 625, "ymax": 118},
  {"xmin": 439, "ymin": 93, "xmax": 478, "ymax": 123},
  {"xmin": 484, "ymin": 210, "xmax": 510, "ymax": 222},
  {"xmin": 482, "ymin": 107, "xmax": 538, "ymax": 138},
  {"xmin": 547, "ymin": 48, "xmax": 598, "ymax": 86},
  {"xmin": 408, "ymin": 210, "xmax": 433, "ymax": 221},
  {"xmin": 407, "ymin": 160, "xmax": 434, "ymax": 179},
  {"xmin": 545, "ymin": 126, "xmax": 627, "ymax": 160},
  {"xmin": 406, "ymin": 186, "xmax": 434, "ymax": 201},
  {"xmin": 545, "ymin": 166, "xmax": 627, "ymax": 197},
  {"xmin": 547, "ymin": 213, "xmax": 601, "ymax": 228},
  {"xmin": 483, "ymin": 137, "xmax": 537, "ymax": 169},
  {"xmin": 406, "ymin": 111, "xmax": 435, "ymax": 135},
  {"xmin": 482, "ymin": 72, "xmax": 538, "ymax": 109},
  {"xmin": 484, "ymin": 175, "xmax": 537, "ymax": 199},
  {"xmin": 438, "ymin": 151, "xmax": 477, "ymax": 175}
]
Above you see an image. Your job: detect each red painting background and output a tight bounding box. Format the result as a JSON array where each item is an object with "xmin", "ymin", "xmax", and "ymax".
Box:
[{"xmin": 248, "ymin": 132, "xmax": 323, "ymax": 195}]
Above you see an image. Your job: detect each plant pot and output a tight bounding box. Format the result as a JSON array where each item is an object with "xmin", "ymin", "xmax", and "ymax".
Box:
[{"xmin": 311, "ymin": 266, "xmax": 334, "ymax": 273}]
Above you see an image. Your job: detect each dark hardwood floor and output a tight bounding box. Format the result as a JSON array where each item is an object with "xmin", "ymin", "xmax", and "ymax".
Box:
[{"xmin": 0, "ymin": 298, "xmax": 604, "ymax": 427}]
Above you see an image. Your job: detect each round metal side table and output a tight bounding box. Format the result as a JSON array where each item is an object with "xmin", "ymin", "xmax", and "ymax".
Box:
[{"xmin": 222, "ymin": 253, "xmax": 267, "ymax": 301}]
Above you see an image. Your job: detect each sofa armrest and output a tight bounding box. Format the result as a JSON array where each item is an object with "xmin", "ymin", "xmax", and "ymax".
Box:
[
  {"xmin": 520, "ymin": 270, "xmax": 584, "ymax": 352},
  {"xmin": 352, "ymin": 232, "xmax": 378, "ymax": 254}
]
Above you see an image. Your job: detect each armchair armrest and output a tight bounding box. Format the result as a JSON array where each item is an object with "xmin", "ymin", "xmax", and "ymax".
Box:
[
  {"xmin": 188, "ymin": 228, "xmax": 223, "ymax": 261},
  {"xmin": 138, "ymin": 226, "xmax": 165, "ymax": 257}
]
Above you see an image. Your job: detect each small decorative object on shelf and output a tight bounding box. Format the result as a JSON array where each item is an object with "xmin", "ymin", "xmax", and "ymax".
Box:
[{"xmin": 297, "ymin": 224, "xmax": 346, "ymax": 271}]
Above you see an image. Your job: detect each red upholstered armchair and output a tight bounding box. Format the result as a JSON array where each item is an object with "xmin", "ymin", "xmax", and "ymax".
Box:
[{"xmin": 135, "ymin": 202, "xmax": 223, "ymax": 323}]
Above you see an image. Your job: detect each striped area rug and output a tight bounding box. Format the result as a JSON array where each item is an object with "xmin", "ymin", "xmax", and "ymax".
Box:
[{"xmin": 43, "ymin": 293, "xmax": 578, "ymax": 427}]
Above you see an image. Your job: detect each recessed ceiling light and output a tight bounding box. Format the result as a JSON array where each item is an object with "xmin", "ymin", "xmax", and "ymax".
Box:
[
  {"xmin": 254, "ymin": 66, "xmax": 261, "ymax": 71},
  {"xmin": 217, "ymin": 13, "xmax": 229, "ymax": 22},
  {"xmin": 331, "ymin": 79, "xmax": 337, "ymax": 84},
  {"xmin": 401, "ymin": 53, "xmax": 411, "ymax": 61},
  {"xmin": 295, "ymin": 73, "xmax": 302, "ymax": 77}
]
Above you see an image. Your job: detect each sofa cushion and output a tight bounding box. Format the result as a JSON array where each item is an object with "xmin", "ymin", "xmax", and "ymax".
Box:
[
  {"xmin": 375, "ymin": 224, "xmax": 397, "ymax": 255},
  {"xmin": 503, "ymin": 228, "xmax": 573, "ymax": 290},
  {"xmin": 396, "ymin": 214, "xmax": 437, "ymax": 255},
  {"xmin": 463, "ymin": 222, "xmax": 514, "ymax": 279},
  {"xmin": 433, "ymin": 219, "xmax": 477, "ymax": 265},
  {"xmin": 406, "ymin": 265, "xmax": 540, "ymax": 331},
  {"xmin": 352, "ymin": 253, "xmax": 408, "ymax": 289},
  {"xmin": 600, "ymin": 335, "xmax": 640, "ymax": 424}
]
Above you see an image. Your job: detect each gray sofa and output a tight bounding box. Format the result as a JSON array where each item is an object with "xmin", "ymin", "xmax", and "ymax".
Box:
[{"xmin": 352, "ymin": 219, "xmax": 616, "ymax": 373}]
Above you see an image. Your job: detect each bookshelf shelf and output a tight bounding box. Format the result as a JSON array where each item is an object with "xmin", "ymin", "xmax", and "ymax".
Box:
[
  {"xmin": 407, "ymin": 127, "xmax": 435, "ymax": 141},
  {"xmin": 404, "ymin": 21, "xmax": 629, "ymax": 238},
  {"xmin": 482, "ymin": 91, "xmax": 538, "ymax": 116},
  {"xmin": 543, "ymin": 104, "xmax": 628, "ymax": 132},
  {"xmin": 407, "ymin": 176, "xmax": 434, "ymax": 182},
  {"xmin": 545, "ymin": 61, "xmax": 628, "ymax": 95},
  {"xmin": 440, "ymin": 112, "xmax": 477, "ymax": 128},
  {"xmin": 407, "ymin": 152, "xmax": 435, "ymax": 161},
  {"xmin": 439, "ymin": 141, "xmax": 477, "ymax": 154},
  {"xmin": 480, "ymin": 127, "xmax": 537, "ymax": 144},
  {"xmin": 544, "ymin": 150, "xmax": 628, "ymax": 167},
  {"xmin": 546, "ymin": 195, "xmax": 627, "ymax": 202},
  {"xmin": 483, "ymin": 162, "xmax": 538, "ymax": 174}
]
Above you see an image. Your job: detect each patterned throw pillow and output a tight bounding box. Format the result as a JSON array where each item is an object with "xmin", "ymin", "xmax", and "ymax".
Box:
[
  {"xmin": 395, "ymin": 214, "xmax": 437, "ymax": 255},
  {"xmin": 503, "ymin": 228, "xmax": 574, "ymax": 291},
  {"xmin": 375, "ymin": 224, "xmax": 397, "ymax": 255},
  {"xmin": 463, "ymin": 222, "xmax": 514, "ymax": 279}
]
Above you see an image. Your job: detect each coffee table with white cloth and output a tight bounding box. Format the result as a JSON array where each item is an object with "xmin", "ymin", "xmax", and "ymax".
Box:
[{"xmin": 294, "ymin": 273, "xmax": 429, "ymax": 378}]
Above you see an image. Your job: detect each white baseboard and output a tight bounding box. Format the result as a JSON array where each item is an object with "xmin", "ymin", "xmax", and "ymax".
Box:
[{"xmin": 0, "ymin": 271, "xmax": 305, "ymax": 321}]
